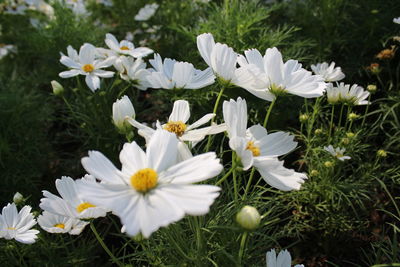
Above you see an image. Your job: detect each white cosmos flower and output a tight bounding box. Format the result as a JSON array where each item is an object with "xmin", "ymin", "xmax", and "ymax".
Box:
[
  {"xmin": 325, "ymin": 83, "xmax": 340, "ymax": 104},
  {"xmin": 127, "ymin": 99, "xmax": 226, "ymax": 144},
  {"xmin": 77, "ymin": 129, "xmax": 222, "ymax": 237},
  {"xmin": 336, "ymin": 82, "xmax": 370, "ymax": 105},
  {"xmin": 64, "ymin": 0, "xmax": 89, "ymax": 17},
  {"xmin": 0, "ymin": 203, "xmax": 39, "ymax": 244},
  {"xmin": 114, "ymin": 56, "xmax": 151, "ymax": 89},
  {"xmin": 311, "ymin": 62, "xmax": 345, "ymax": 82},
  {"xmin": 134, "ymin": 3, "xmax": 159, "ymax": 21},
  {"xmin": 40, "ymin": 175, "xmax": 108, "ymax": 220},
  {"xmin": 112, "ymin": 95, "xmax": 135, "ymax": 130},
  {"xmin": 324, "ymin": 145, "xmax": 351, "ymax": 161},
  {"xmin": 59, "ymin": 43, "xmax": 114, "ymax": 92},
  {"xmin": 105, "ymin": 33, "xmax": 153, "ymax": 58},
  {"xmin": 223, "ymin": 97, "xmax": 306, "ymax": 191},
  {"xmin": 37, "ymin": 211, "xmax": 76, "ymax": 234},
  {"xmin": 0, "ymin": 44, "xmax": 15, "ymax": 60},
  {"xmin": 394, "ymin": 17, "xmax": 400, "ymax": 24},
  {"xmin": 237, "ymin": 47, "xmax": 326, "ymax": 101},
  {"xmin": 266, "ymin": 249, "xmax": 304, "ymax": 267},
  {"xmin": 196, "ymin": 33, "xmax": 251, "ymax": 85},
  {"xmin": 146, "ymin": 54, "xmax": 215, "ymax": 89}
]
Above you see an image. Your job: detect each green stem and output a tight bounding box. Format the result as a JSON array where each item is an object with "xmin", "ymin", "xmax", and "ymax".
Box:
[
  {"xmin": 238, "ymin": 232, "xmax": 248, "ymax": 265},
  {"xmin": 344, "ymin": 105, "xmax": 352, "ymax": 130},
  {"xmin": 328, "ymin": 105, "xmax": 335, "ymax": 142},
  {"xmin": 215, "ymin": 166, "xmax": 235, "ymax": 186},
  {"xmin": 242, "ymin": 168, "xmax": 256, "ymax": 201},
  {"xmin": 263, "ymin": 98, "xmax": 276, "ymax": 128},
  {"xmin": 338, "ymin": 103, "xmax": 345, "ymax": 128},
  {"xmin": 206, "ymin": 86, "xmax": 226, "ymax": 151},
  {"xmin": 361, "ymin": 94, "xmax": 372, "ymax": 127},
  {"xmin": 90, "ymin": 222, "xmax": 123, "ymax": 267},
  {"xmin": 232, "ymin": 152, "xmax": 238, "ymax": 202}
]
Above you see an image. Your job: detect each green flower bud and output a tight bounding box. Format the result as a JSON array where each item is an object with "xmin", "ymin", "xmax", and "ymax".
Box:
[
  {"xmin": 51, "ymin": 80, "xmax": 64, "ymax": 96},
  {"xmin": 377, "ymin": 149, "xmax": 387, "ymax": 158},
  {"xmin": 348, "ymin": 112, "xmax": 360, "ymax": 121},
  {"xmin": 314, "ymin": 128, "xmax": 323, "ymax": 135},
  {"xmin": 299, "ymin": 114, "xmax": 309, "ymax": 123},
  {"xmin": 310, "ymin": 170, "xmax": 319, "ymax": 177},
  {"xmin": 324, "ymin": 161, "xmax": 334, "ymax": 168},
  {"xmin": 367, "ymin": 84, "xmax": 377, "ymax": 93},
  {"xmin": 236, "ymin": 206, "xmax": 261, "ymax": 230}
]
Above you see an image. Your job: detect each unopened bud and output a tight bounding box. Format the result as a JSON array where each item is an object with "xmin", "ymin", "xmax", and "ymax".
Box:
[
  {"xmin": 324, "ymin": 161, "xmax": 334, "ymax": 168},
  {"xmin": 348, "ymin": 112, "xmax": 359, "ymax": 121},
  {"xmin": 13, "ymin": 192, "xmax": 24, "ymax": 205},
  {"xmin": 236, "ymin": 206, "xmax": 261, "ymax": 230},
  {"xmin": 367, "ymin": 84, "xmax": 377, "ymax": 93},
  {"xmin": 314, "ymin": 129, "xmax": 323, "ymax": 135},
  {"xmin": 341, "ymin": 137, "xmax": 350, "ymax": 145},
  {"xmin": 310, "ymin": 170, "xmax": 319, "ymax": 177},
  {"xmin": 377, "ymin": 149, "xmax": 387, "ymax": 158},
  {"xmin": 346, "ymin": 132, "xmax": 355, "ymax": 138},
  {"xmin": 51, "ymin": 80, "xmax": 64, "ymax": 96},
  {"xmin": 299, "ymin": 114, "xmax": 309, "ymax": 123}
]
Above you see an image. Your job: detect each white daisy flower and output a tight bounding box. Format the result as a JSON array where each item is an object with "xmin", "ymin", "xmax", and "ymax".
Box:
[
  {"xmin": 105, "ymin": 33, "xmax": 153, "ymax": 58},
  {"xmin": 77, "ymin": 129, "xmax": 222, "ymax": 237},
  {"xmin": 59, "ymin": 43, "xmax": 114, "ymax": 92},
  {"xmin": 146, "ymin": 53, "xmax": 215, "ymax": 89},
  {"xmin": 40, "ymin": 175, "xmax": 108, "ymax": 220},
  {"xmin": 112, "ymin": 95, "xmax": 135, "ymax": 131},
  {"xmin": 394, "ymin": 17, "xmax": 400, "ymax": 24},
  {"xmin": 196, "ymin": 33, "xmax": 251, "ymax": 85},
  {"xmin": 0, "ymin": 203, "xmax": 39, "ymax": 244},
  {"xmin": 223, "ymin": 97, "xmax": 307, "ymax": 191},
  {"xmin": 324, "ymin": 145, "xmax": 351, "ymax": 161},
  {"xmin": 114, "ymin": 56, "xmax": 151, "ymax": 89},
  {"xmin": 237, "ymin": 47, "xmax": 326, "ymax": 101},
  {"xmin": 38, "ymin": 211, "xmax": 74, "ymax": 234},
  {"xmin": 325, "ymin": 83, "xmax": 340, "ymax": 104},
  {"xmin": 127, "ymin": 99, "xmax": 226, "ymax": 144},
  {"xmin": 134, "ymin": 3, "xmax": 159, "ymax": 21},
  {"xmin": 266, "ymin": 249, "xmax": 304, "ymax": 267},
  {"xmin": 0, "ymin": 44, "xmax": 16, "ymax": 60},
  {"xmin": 336, "ymin": 82, "xmax": 370, "ymax": 106},
  {"xmin": 311, "ymin": 62, "xmax": 345, "ymax": 82}
]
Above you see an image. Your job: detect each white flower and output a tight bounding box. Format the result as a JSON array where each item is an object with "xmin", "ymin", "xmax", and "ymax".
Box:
[
  {"xmin": 237, "ymin": 47, "xmax": 326, "ymax": 101},
  {"xmin": 0, "ymin": 44, "xmax": 15, "ymax": 60},
  {"xmin": 266, "ymin": 249, "xmax": 304, "ymax": 267},
  {"xmin": 311, "ymin": 62, "xmax": 345, "ymax": 82},
  {"xmin": 37, "ymin": 211, "xmax": 88, "ymax": 235},
  {"xmin": 223, "ymin": 97, "xmax": 307, "ymax": 191},
  {"xmin": 325, "ymin": 83, "xmax": 340, "ymax": 104},
  {"xmin": 0, "ymin": 203, "xmax": 39, "ymax": 244},
  {"xmin": 146, "ymin": 54, "xmax": 215, "ymax": 89},
  {"xmin": 4, "ymin": 1, "xmax": 28, "ymax": 15},
  {"xmin": 134, "ymin": 3, "xmax": 159, "ymax": 21},
  {"xmin": 394, "ymin": 17, "xmax": 400, "ymax": 24},
  {"xmin": 112, "ymin": 95, "xmax": 135, "ymax": 130},
  {"xmin": 197, "ymin": 33, "xmax": 251, "ymax": 85},
  {"xmin": 40, "ymin": 175, "xmax": 108, "ymax": 220},
  {"xmin": 115, "ymin": 57, "xmax": 151, "ymax": 90},
  {"xmin": 64, "ymin": 0, "xmax": 89, "ymax": 17},
  {"xmin": 59, "ymin": 43, "xmax": 114, "ymax": 92},
  {"xmin": 127, "ymin": 99, "xmax": 226, "ymax": 144},
  {"xmin": 336, "ymin": 82, "xmax": 370, "ymax": 105},
  {"xmin": 105, "ymin": 33, "xmax": 153, "ymax": 58},
  {"xmin": 324, "ymin": 145, "xmax": 351, "ymax": 161},
  {"xmin": 77, "ymin": 129, "xmax": 223, "ymax": 237}
]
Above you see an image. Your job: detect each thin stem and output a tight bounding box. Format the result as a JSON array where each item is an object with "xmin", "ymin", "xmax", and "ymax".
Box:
[
  {"xmin": 263, "ymin": 98, "xmax": 276, "ymax": 128},
  {"xmin": 215, "ymin": 166, "xmax": 235, "ymax": 186},
  {"xmin": 242, "ymin": 168, "xmax": 256, "ymax": 201},
  {"xmin": 361, "ymin": 95, "xmax": 372, "ymax": 127},
  {"xmin": 206, "ymin": 86, "xmax": 226, "ymax": 151},
  {"xmin": 338, "ymin": 103, "xmax": 345, "ymax": 128},
  {"xmin": 232, "ymin": 152, "xmax": 238, "ymax": 202},
  {"xmin": 344, "ymin": 105, "xmax": 352, "ymax": 130},
  {"xmin": 90, "ymin": 222, "xmax": 123, "ymax": 267},
  {"xmin": 238, "ymin": 232, "xmax": 248, "ymax": 265},
  {"xmin": 328, "ymin": 105, "xmax": 335, "ymax": 142}
]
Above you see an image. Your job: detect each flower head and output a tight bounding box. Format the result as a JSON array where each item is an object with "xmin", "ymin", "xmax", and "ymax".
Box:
[
  {"xmin": 394, "ymin": 17, "xmax": 400, "ymax": 24},
  {"xmin": 376, "ymin": 46, "xmax": 396, "ymax": 60},
  {"xmin": 236, "ymin": 206, "xmax": 261, "ymax": 230},
  {"xmin": 112, "ymin": 95, "xmax": 135, "ymax": 131},
  {"xmin": 311, "ymin": 62, "xmax": 345, "ymax": 82},
  {"xmin": 77, "ymin": 129, "xmax": 223, "ymax": 237},
  {"xmin": 324, "ymin": 145, "xmax": 351, "ymax": 161},
  {"xmin": 237, "ymin": 48, "xmax": 326, "ymax": 101},
  {"xmin": 134, "ymin": 3, "xmax": 159, "ymax": 21},
  {"xmin": 59, "ymin": 43, "xmax": 114, "ymax": 92},
  {"xmin": 146, "ymin": 54, "xmax": 215, "ymax": 89},
  {"xmin": 37, "ymin": 211, "xmax": 88, "ymax": 235},
  {"xmin": 266, "ymin": 249, "xmax": 304, "ymax": 267},
  {"xmin": 114, "ymin": 56, "xmax": 151, "ymax": 89},
  {"xmin": 105, "ymin": 33, "xmax": 153, "ymax": 58},
  {"xmin": 0, "ymin": 203, "xmax": 39, "ymax": 244}
]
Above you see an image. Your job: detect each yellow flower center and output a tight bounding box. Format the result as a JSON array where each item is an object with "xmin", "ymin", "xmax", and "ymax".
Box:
[
  {"xmin": 246, "ymin": 141, "xmax": 260, "ymax": 157},
  {"xmin": 76, "ymin": 202, "xmax": 96, "ymax": 213},
  {"xmin": 130, "ymin": 168, "xmax": 158, "ymax": 193},
  {"xmin": 82, "ymin": 64, "xmax": 95, "ymax": 73},
  {"xmin": 163, "ymin": 121, "xmax": 187, "ymax": 137},
  {"xmin": 7, "ymin": 227, "xmax": 16, "ymax": 230},
  {"xmin": 120, "ymin": 46, "xmax": 130, "ymax": 50},
  {"xmin": 54, "ymin": 223, "xmax": 65, "ymax": 229}
]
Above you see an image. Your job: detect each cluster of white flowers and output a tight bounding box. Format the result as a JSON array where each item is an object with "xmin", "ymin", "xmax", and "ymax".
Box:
[
  {"xmin": 325, "ymin": 82, "xmax": 370, "ymax": 105},
  {"xmin": 266, "ymin": 249, "xmax": 304, "ymax": 267}
]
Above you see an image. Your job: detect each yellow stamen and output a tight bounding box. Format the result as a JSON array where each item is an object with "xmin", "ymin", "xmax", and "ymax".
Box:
[
  {"xmin": 120, "ymin": 46, "xmax": 130, "ymax": 50},
  {"xmin": 76, "ymin": 202, "xmax": 96, "ymax": 213},
  {"xmin": 54, "ymin": 223, "xmax": 65, "ymax": 229},
  {"xmin": 130, "ymin": 168, "xmax": 158, "ymax": 193},
  {"xmin": 246, "ymin": 141, "xmax": 260, "ymax": 157},
  {"xmin": 7, "ymin": 227, "xmax": 16, "ymax": 230},
  {"xmin": 82, "ymin": 64, "xmax": 95, "ymax": 73},
  {"xmin": 163, "ymin": 121, "xmax": 187, "ymax": 137}
]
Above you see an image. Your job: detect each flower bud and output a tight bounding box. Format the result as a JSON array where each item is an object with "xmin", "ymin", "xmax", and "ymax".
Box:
[
  {"xmin": 310, "ymin": 170, "xmax": 319, "ymax": 177},
  {"xmin": 314, "ymin": 128, "xmax": 323, "ymax": 135},
  {"xmin": 299, "ymin": 114, "xmax": 309, "ymax": 123},
  {"xmin": 112, "ymin": 95, "xmax": 135, "ymax": 132},
  {"xmin": 367, "ymin": 84, "xmax": 377, "ymax": 93},
  {"xmin": 341, "ymin": 137, "xmax": 350, "ymax": 145},
  {"xmin": 348, "ymin": 112, "xmax": 359, "ymax": 121},
  {"xmin": 236, "ymin": 206, "xmax": 261, "ymax": 230},
  {"xmin": 324, "ymin": 161, "xmax": 334, "ymax": 168},
  {"xmin": 13, "ymin": 192, "xmax": 24, "ymax": 205},
  {"xmin": 346, "ymin": 132, "xmax": 355, "ymax": 138},
  {"xmin": 51, "ymin": 80, "xmax": 64, "ymax": 96},
  {"xmin": 377, "ymin": 149, "xmax": 387, "ymax": 158}
]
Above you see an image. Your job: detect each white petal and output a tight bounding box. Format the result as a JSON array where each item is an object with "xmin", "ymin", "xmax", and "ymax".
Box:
[
  {"xmin": 169, "ymin": 100, "xmax": 190, "ymax": 123},
  {"xmin": 146, "ymin": 129, "xmax": 179, "ymax": 172},
  {"xmin": 81, "ymin": 151, "xmax": 125, "ymax": 184}
]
